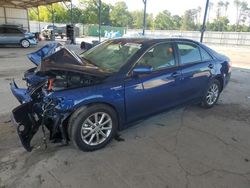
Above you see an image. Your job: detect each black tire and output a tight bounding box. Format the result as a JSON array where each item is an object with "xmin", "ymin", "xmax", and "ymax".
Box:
[
  {"xmin": 20, "ymin": 39, "xmax": 30, "ymax": 48},
  {"xmin": 61, "ymin": 35, "xmax": 64, "ymax": 39},
  {"xmin": 201, "ymin": 79, "xmax": 221, "ymax": 108},
  {"xmin": 70, "ymin": 104, "xmax": 118, "ymax": 151}
]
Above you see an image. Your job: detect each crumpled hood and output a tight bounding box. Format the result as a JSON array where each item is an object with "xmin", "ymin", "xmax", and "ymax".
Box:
[
  {"xmin": 36, "ymin": 47, "xmax": 111, "ymax": 77},
  {"xmin": 27, "ymin": 42, "xmax": 62, "ymax": 66}
]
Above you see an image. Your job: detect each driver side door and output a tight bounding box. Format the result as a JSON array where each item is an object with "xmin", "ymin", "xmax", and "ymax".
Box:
[{"xmin": 124, "ymin": 42, "xmax": 183, "ymax": 123}]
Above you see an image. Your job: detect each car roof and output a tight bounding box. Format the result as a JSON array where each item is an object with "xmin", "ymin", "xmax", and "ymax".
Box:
[
  {"xmin": 110, "ymin": 37, "xmax": 201, "ymax": 47},
  {"xmin": 0, "ymin": 24, "xmax": 22, "ymax": 28}
]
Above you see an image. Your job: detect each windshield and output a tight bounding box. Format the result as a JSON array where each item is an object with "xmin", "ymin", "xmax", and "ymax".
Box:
[{"xmin": 81, "ymin": 40, "xmax": 141, "ymax": 72}]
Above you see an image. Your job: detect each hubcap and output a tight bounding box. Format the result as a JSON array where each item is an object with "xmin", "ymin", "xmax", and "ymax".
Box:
[
  {"xmin": 206, "ymin": 83, "xmax": 219, "ymax": 105},
  {"xmin": 81, "ymin": 112, "xmax": 112, "ymax": 146},
  {"xmin": 22, "ymin": 40, "xmax": 29, "ymax": 48}
]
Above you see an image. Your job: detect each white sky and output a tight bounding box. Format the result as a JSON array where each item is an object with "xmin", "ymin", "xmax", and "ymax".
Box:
[{"xmin": 73, "ymin": 0, "xmax": 250, "ymax": 24}]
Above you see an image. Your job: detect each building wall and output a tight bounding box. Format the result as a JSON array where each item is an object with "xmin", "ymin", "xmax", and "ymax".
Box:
[{"xmin": 0, "ymin": 7, "xmax": 29, "ymax": 31}]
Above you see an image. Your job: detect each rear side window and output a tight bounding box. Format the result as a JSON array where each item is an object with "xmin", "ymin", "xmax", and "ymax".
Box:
[
  {"xmin": 177, "ymin": 43, "xmax": 201, "ymax": 65},
  {"xmin": 0, "ymin": 27, "xmax": 3, "ymax": 34},
  {"xmin": 200, "ymin": 47, "xmax": 213, "ymax": 61}
]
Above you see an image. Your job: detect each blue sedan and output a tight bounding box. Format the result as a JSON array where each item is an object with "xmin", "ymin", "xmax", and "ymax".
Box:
[{"xmin": 11, "ymin": 38, "xmax": 231, "ymax": 151}]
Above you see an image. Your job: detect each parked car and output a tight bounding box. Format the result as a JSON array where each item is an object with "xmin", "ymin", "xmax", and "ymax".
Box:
[
  {"xmin": 10, "ymin": 38, "xmax": 231, "ymax": 152},
  {"xmin": 41, "ymin": 25, "xmax": 66, "ymax": 40},
  {"xmin": 0, "ymin": 24, "xmax": 37, "ymax": 48}
]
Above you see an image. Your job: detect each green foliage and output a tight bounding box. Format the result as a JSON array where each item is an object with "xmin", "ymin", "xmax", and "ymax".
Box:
[
  {"xmin": 79, "ymin": 0, "xmax": 110, "ymax": 25},
  {"xmin": 154, "ymin": 10, "xmax": 174, "ymax": 30},
  {"xmin": 154, "ymin": 10, "xmax": 182, "ymax": 30},
  {"xmin": 28, "ymin": 0, "xmax": 250, "ymax": 32},
  {"xmin": 129, "ymin": 10, "xmax": 154, "ymax": 29},
  {"xmin": 110, "ymin": 1, "xmax": 130, "ymax": 27},
  {"xmin": 28, "ymin": 3, "xmax": 68, "ymax": 23},
  {"xmin": 208, "ymin": 17, "xmax": 230, "ymax": 31},
  {"xmin": 181, "ymin": 9, "xmax": 198, "ymax": 31}
]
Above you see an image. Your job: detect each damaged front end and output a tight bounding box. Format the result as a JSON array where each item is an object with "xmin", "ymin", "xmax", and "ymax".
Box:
[
  {"xmin": 11, "ymin": 80, "xmax": 71, "ymax": 152},
  {"xmin": 11, "ymin": 44, "xmax": 108, "ymax": 152}
]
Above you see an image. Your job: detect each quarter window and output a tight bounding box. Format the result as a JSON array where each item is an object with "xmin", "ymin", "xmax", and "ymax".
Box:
[
  {"xmin": 137, "ymin": 43, "xmax": 175, "ymax": 70},
  {"xmin": 200, "ymin": 47, "xmax": 213, "ymax": 61},
  {"xmin": 177, "ymin": 43, "xmax": 201, "ymax": 65}
]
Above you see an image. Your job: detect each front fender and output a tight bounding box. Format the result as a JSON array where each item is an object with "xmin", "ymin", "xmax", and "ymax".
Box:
[{"xmin": 10, "ymin": 80, "xmax": 31, "ymax": 103}]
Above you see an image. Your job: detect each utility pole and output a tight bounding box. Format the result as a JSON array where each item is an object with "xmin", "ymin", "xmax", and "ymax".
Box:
[
  {"xmin": 52, "ymin": 4, "xmax": 55, "ymax": 41},
  {"xmin": 70, "ymin": 0, "xmax": 73, "ymax": 25},
  {"xmin": 98, "ymin": 0, "xmax": 102, "ymax": 42},
  {"xmin": 142, "ymin": 0, "xmax": 147, "ymax": 36},
  {"xmin": 200, "ymin": 0, "xmax": 209, "ymax": 43}
]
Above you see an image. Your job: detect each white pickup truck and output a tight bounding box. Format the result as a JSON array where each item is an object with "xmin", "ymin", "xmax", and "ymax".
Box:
[{"xmin": 41, "ymin": 25, "xmax": 66, "ymax": 39}]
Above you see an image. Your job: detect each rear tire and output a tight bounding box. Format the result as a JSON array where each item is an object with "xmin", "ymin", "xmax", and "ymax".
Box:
[
  {"xmin": 20, "ymin": 39, "xmax": 30, "ymax": 48},
  {"xmin": 70, "ymin": 104, "xmax": 118, "ymax": 151},
  {"xmin": 201, "ymin": 79, "xmax": 221, "ymax": 108}
]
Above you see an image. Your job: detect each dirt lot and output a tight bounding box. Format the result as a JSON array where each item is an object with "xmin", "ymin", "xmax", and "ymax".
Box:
[{"xmin": 0, "ymin": 41, "xmax": 250, "ymax": 188}]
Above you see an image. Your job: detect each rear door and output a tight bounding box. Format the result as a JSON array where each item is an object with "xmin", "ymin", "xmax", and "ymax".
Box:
[
  {"xmin": 176, "ymin": 42, "xmax": 214, "ymax": 101},
  {"xmin": 4, "ymin": 28, "xmax": 24, "ymax": 44},
  {"xmin": 125, "ymin": 42, "xmax": 183, "ymax": 122}
]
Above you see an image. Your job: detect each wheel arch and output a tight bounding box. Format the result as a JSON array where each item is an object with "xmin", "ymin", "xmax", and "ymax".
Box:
[
  {"xmin": 213, "ymin": 75, "xmax": 224, "ymax": 92},
  {"xmin": 20, "ymin": 38, "xmax": 30, "ymax": 47},
  {"xmin": 63, "ymin": 101, "xmax": 122, "ymax": 140}
]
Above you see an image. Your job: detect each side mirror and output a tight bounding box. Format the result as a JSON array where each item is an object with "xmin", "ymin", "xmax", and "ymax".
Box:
[{"xmin": 132, "ymin": 65, "xmax": 153, "ymax": 76}]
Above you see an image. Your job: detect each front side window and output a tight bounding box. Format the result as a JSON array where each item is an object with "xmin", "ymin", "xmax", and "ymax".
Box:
[
  {"xmin": 177, "ymin": 43, "xmax": 201, "ymax": 65},
  {"xmin": 81, "ymin": 40, "xmax": 141, "ymax": 73},
  {"xmin": 137, "ymin": 43, "xmax": 176, "ymax": 70},
  {"xmin": 5, "ymin": 28, "xmax": 22, "ymax": 34}
]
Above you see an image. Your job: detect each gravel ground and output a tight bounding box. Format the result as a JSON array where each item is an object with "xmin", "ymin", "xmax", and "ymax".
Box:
[{"xmin": 0, "ymin": 40, "xmax": 250, "ymax": 188}]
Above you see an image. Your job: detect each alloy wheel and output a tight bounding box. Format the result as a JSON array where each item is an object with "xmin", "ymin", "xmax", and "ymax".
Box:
[
  {"xmin": 206, "ymin": 83, "xmax": 219, "ymax": 105},
  {"xmin": 80, "ymin": 112, "xmax": 112, "ymax": 146},
  {"xmin": 21, "ymin": 40, "xmax": 30, "ymax": 48}
]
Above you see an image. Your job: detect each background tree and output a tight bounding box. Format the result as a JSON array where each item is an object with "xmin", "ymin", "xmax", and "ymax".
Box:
[
  {"xmin": 224, "ymin": 1, "xmax": 230, "ymax": 16},
  {"xmin": 80, "ymin": 0, "xmax": 110, "ymax": 24},
  {"xmin": 207, "ymin": 2, "xmax": 214, "ymax": 23},
  {"xmin": 208, "ymin": 17, "xmax": 230, "ymax": 31},
  {"xmin": 29, "ymin": 3, "xmax": 68, "ymax": 23},
  {"xmin": 129, "ymin": 10, "xmax": 153, "ymax": 29},
  {"xmin": 109, "ymin": 1, "xmax": 130, "ymax": 27},
  {"xmin": 181, "ymin": 9, "xmax": 197, "ymax": 31},
  {"xmin": 154, "ymin": 10, "xmax": 174, "ymax": 30},
  {"xmin": 217, "ymin": 1, "xmax": 225, "ymax": 19},
  {"xmin": 172, "ymin": 15, "xmax": 182, "ymax": 29}
]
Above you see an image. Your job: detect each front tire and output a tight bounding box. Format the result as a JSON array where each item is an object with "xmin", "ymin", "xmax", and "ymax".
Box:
[
  {"xmin": 20, "ymin": 39, "xmax": 30, "ymax": 48},
  {"xmin": 70, "ymin": 104, "xmax": 118, "ymax": 151},
  {"xmin": 201, "ymin": 79, "xmax": 221, "ymax": 108}
]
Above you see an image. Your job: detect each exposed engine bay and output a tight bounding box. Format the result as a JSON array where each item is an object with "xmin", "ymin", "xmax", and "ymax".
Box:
[{"xmin": 46, "ymin": 71, "xmax": 102, "ymax": 91}]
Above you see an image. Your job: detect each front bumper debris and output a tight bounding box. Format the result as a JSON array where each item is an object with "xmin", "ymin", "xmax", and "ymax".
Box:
[
  {"xmin": 10, "ymin": 80, "xmax": 31, "ymax": 103},
  {"xmin": 11, "ymin": 102, "xmax": 40, "ymax": 152}
]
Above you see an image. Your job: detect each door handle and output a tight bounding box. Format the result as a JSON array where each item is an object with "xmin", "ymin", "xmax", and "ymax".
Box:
[
  {"xmin": 171, "ymin": 72, "xmax": 181, "ymax": 78},
  {"xmin": 208, "ymin": 63, "xmax": 214, "ymax": 69}
]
